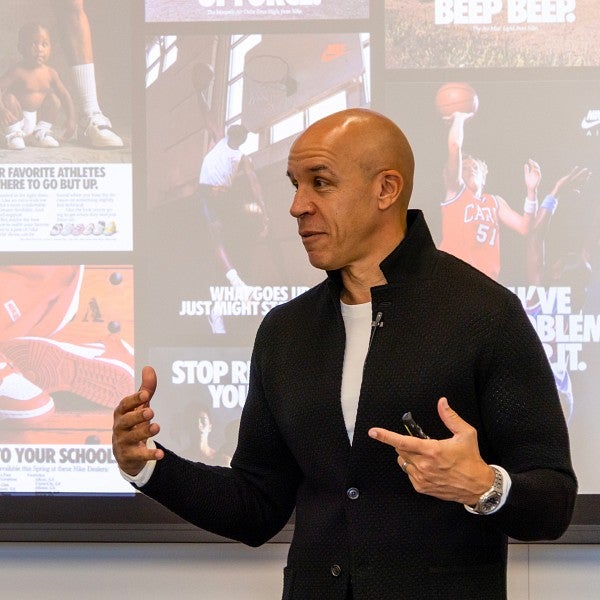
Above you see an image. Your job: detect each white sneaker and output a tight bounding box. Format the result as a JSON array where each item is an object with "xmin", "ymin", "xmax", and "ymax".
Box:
[
  {"xmin": 103, "ymin": 221, "xmax": 117, "ymax": 235},
  {"xmin": 5, "ymin": 130, "xmax": 25, "ymax": 150},
  {"xmin": 0, "ymin": 354, "xmax": 54, "ymax": 423},
  {"xmin": 79, "ymin": 112, "xmax": 123, "ymax": 148},
  {"xmin": 31, "ymin": 127, "xmax": 60, "ymax": 148}
]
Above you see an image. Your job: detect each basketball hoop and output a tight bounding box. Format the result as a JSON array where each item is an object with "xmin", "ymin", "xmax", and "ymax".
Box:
[{"xmin": 243, "ymin": 55, "xmax": 296, "ymax": 130}]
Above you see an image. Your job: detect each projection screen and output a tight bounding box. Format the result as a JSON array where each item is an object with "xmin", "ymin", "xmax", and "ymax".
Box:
[{"xmin": 0, "ymin": 0, "xmax": 598, "ymax": 542}]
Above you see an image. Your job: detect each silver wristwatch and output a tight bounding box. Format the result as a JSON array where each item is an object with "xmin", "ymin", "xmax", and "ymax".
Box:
[{"xmin": 472, "ymin": 466, "xmax": 504, "ymax": 514}]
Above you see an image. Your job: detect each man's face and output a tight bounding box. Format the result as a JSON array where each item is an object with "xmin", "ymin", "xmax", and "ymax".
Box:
[
  {"xmin": 198, "ymin": 412, "xmax": 212, "ymax": 433},
  {"xmin": 21, "ymin": 28, "xmax": 51, "ymax": 66},
  {"xmin": 286, "ymin": 127, "xmax": 382, "ymax": 272}
]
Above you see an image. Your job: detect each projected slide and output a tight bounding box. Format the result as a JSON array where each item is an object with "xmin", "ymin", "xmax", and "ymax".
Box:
[
  {"xmin": 143, "ymin": 29, "xmax": 370, "ymax": 456},
  {"xmin": 0, "ymin": 264, "xmax": 134, "ymax": 494},
  {"xmin": 0, "ymin": 0, "xmax": 598, "ymax": 534},
  {"xmin": 0, "ymin": 0, "xmax": 133, "ymax": 251},
  {"xmin": 385, "ymin": 0, "xmax": 600, "ymax": 68},
  {"xmin": 386, "ymin": 74, "xmax": 600, "ymax": 491}
]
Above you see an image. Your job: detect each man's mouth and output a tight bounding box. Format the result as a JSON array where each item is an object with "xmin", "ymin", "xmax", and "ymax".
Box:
[{"xmin": 299, "ymin": 230, "xmax": 323, "ymax": 239}]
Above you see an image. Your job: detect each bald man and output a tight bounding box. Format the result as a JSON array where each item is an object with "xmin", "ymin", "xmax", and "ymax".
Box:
[{"xmin": 113, "ymin": 109, "xmax": 576, "ymax": 600}]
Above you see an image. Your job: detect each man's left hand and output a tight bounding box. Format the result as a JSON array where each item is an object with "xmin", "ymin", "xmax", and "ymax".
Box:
[{"xmin": 368, "ymin": 397, "xmax": 495, "ymax": 505}]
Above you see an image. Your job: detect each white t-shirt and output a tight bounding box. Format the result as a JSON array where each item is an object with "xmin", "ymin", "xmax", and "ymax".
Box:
[
  {"xmin": 199, "ymin": 137, "xmax": 244, "ymax": 186},
  {"xmin": 340, "ymin": 300, "xmax": 372, "ymax": 444}
]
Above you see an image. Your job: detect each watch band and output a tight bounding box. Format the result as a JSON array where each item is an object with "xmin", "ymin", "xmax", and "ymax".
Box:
[{"xmin": 472, "ymin": 466, "xmax": 503, "ymax": 514}]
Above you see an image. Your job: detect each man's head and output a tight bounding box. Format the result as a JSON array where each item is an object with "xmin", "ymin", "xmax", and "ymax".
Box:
[
  {"xmin": 184, "ymin": 401, "xmax": 213, "ymax": 436},
  {"xmin": 462, "ymin": 155, "xmax": 488, "ymax": 195},
  {"xmin": 226, "ymin": 124, "xmax": 249, "ymax": 149},
  {"xmin": 18, "ymin": 23, "xmax": 52, "ymax": 66},
  {"xmin": 286, "ymin": 108, "xmax": 414, "ymax": 273}
]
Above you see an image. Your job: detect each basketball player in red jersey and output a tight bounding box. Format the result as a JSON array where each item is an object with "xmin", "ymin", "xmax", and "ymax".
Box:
[{"xmin": 440, "ymin": 112, "xmax": 541, "ymax": 280}]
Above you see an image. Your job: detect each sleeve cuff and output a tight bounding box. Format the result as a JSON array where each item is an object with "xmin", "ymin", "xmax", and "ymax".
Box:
[{"xmin": 464, "ymin": 464, "xmax": 512, "ymax": 515}]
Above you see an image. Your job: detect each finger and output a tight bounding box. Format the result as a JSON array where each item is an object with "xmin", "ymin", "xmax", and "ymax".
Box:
[
  {"xmin": 437, "ymin": 396, "xmax": 471, "ymax": 436},
  {"xmin": 112, "ymin": 408, "xmax": 163, "ymax": 469},
  {"xmin": 116, "ymin": 366, "xmax": 158, "ymax": 414},
  {"xmin": 368, "ymin": 427, "xmax": 423, "ymax": 455},
  {"xmin": 368, "ymin": 427, "xmax": 404, "ymax": 449},
  {"xmin": 139, "ymin": 365, "xmax": 158, "ymax": 398},
  {"xmin": 120, "ymin": 445, "xmax": 164, "ymax": 468},
  {"xmin": 116, "ymin": 405, "xmax": 159, "ymax": 438},
  {"xmin": 113, "ymin": 440, "xmax": 164, "ymax": 477},
  {"xmin": 398, "ymin": 457, "xmax": 412, "ymax": 473},
  {"xmin": 115, "ymin": 388, "xmax": 152, "ymax": 418}
]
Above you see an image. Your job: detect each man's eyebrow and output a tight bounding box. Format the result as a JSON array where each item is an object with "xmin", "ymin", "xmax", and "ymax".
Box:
[
  {"xmin": 286, "ymin": 165, "xmax": 333, "ymax": 179},
  {"xmin": 308, "ymin": 164, "xmax": 332, "ymax": 174}
]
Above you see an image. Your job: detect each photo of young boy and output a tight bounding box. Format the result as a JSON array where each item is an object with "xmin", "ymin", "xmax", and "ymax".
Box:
[{"xmin": 0, "ymin": 23, "xmax": 76, "ymax": 150}]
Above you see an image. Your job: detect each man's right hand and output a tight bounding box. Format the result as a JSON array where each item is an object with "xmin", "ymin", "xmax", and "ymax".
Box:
[{"xmin": 112, "ymin": 365, "xmax": 165, "ymax": 476}]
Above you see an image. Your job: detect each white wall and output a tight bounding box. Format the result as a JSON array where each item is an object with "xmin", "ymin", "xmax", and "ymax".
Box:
[{"xmin": 0, "ymin": 542, "xmax": 599, "ymax": 599}]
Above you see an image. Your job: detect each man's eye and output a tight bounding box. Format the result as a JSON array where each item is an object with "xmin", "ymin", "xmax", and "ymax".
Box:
[{"xmin": 314, "ymin": 179, "xmax": 327, "ymax": 188}]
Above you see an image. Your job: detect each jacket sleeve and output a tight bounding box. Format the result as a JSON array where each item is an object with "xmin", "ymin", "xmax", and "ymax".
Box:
[
  {"xmin": 478, "ymin": 293, "xmax": 578, "ymax": 540},
  {"xmin": 139, "ymin": 339, "xmax": 302, "ymax": 547}
]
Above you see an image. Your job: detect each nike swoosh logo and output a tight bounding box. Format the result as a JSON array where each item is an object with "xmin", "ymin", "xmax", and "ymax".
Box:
[
  {"xmin": 321, "ymin": 44, "xmax": 349, "ymax": 62},
  {"xmin": 581, "ymin": 118, "xmax": 600, "ymax": 129}
]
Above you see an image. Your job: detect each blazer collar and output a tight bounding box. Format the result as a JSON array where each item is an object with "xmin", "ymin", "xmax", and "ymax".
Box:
[{"xmin": 326, "ymin": 209, "xmax": 438, "ymax": 293}]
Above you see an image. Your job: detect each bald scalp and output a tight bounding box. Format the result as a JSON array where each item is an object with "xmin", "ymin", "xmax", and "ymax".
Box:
[{"xmin": 297, "ymin": 108, "xmax": 415, "ymax": 206}]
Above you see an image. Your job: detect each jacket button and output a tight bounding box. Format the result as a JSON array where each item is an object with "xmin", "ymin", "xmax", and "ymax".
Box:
[
  {"xmin": 330, "ymin": 564, "xmax": 342, "ymax": 577},
  {"xmin": 347, "ymin": 487, "xmax": 360, "ymax": 500}
]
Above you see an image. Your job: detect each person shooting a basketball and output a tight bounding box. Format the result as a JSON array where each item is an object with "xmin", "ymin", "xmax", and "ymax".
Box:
[{"xmin": 437, "ymin": 82, "xmax": 541, "ymax": 281}]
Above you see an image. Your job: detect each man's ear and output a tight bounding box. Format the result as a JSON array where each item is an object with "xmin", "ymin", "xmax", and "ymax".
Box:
[{"xmin": 377, "ymin": 170, "xmax": 404, "ymax": 210}]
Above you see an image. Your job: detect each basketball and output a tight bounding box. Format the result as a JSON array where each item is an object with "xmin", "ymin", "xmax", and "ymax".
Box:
[
  {"xmin": 435, "ymin": 82, "xmax": 479, "ymax": 118},
  {"xmin": 109, "ymin": 271, "xmax": 122, "ymax": 285},
  {"xmin": 108, "ymin": 320, "xmax": 121, "ymax": 334}
]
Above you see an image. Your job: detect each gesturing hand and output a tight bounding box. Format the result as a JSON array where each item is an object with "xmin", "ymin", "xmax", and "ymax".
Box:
[
  {"xmin": 112, "ymin": 365, "xmax": 165, "ymax": 476},
  {"xmin": 368, "ymin": 397, "xmax": 495, "ymax": 505}
]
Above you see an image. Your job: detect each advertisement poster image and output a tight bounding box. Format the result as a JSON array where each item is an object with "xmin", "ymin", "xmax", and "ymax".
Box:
[
  {"xmin": 145, "ymin": 32, "xmax": 369, "ymax": 343},
  {"xmin": 385, "ymin": 0, "xmax": 600, "ymax": 69},
  {"xmin": 149, "ymin": 346, "xmax": 251, "ymax": 468},
  {"xmin": 386, "ymin": 75, "xmax": 600, "ymax": 491},
  {"xmin": 0, "ymin": 264, "xmax": 134, "ymax": 494},
  {"xmin": 0, "ymin": 0, "xmax": 133, "ymax": 251}
]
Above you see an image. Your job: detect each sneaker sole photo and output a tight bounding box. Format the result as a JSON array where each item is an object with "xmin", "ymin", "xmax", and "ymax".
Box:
[{"xmin": 0, "ymin": 337, "xmax": 134, "ymax": 408}]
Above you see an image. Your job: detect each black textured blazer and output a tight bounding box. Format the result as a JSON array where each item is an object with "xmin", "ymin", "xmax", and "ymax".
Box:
[{"xmin": 141, "ymin": 210, "xmax": 577, "ymax": 600}]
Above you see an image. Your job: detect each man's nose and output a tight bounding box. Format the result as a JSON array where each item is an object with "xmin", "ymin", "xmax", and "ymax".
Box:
[{"xmin": 289, "ymin": 187, "xmax": 314, "ymax": 218}]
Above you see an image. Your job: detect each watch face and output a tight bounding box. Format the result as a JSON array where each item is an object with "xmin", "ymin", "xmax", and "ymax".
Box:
[
  {"xmin": 484, "ymin": 494, "xmax": 501, "ymax": 508},
  {"xmin": 481, "ymin": 491, "xmax": 502, "ymax": 512},
  {"xmin": 475, "ymin": 467, "xmax": 503, "ymax": 513}
]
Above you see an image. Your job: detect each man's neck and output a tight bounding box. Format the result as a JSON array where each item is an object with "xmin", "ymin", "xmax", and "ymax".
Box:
[
  {"xmin": 340, "ymin": 268, "xmax": 387, "ymax": 305},
  {"xmin": 338, "ymin": 220, "xmax": 407, "ymax": 304}
]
